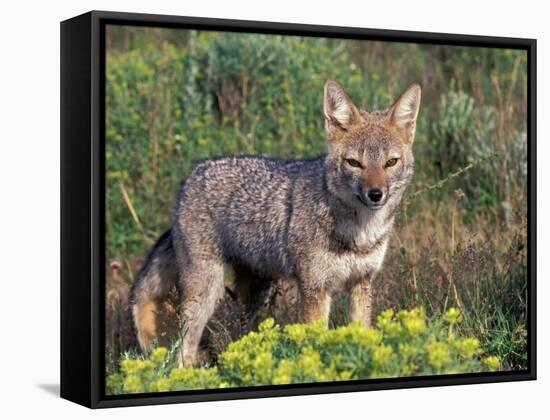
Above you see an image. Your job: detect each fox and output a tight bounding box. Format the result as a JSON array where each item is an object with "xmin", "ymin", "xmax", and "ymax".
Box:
[{"xmin": 130, "ymin": 80, "xmax": 421, "ymax": 367}]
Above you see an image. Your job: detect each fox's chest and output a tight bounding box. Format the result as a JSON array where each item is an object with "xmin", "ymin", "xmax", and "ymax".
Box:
[{"xmin": 310, "ymin": 236, "xmax": 390, "ymax": 292}]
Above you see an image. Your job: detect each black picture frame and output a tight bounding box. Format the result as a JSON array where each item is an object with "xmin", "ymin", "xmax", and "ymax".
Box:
[{"xmin": 60, "ymin": 10, "xmax": 537, "ymax": 409}]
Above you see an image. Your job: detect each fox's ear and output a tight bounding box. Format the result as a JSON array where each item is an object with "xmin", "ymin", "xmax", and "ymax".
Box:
[
  {"xmin": 323, "ymin": 80, "xmax": 361, "ymax": 138},
  {"xmin": 387, "ymin": 84, "xmax": 421, "ymax": 143}
]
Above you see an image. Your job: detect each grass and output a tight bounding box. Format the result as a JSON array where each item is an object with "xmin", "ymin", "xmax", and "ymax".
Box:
[{"xmin": 104, "ymin": 26, "xmax": 529, "ymax": 386}]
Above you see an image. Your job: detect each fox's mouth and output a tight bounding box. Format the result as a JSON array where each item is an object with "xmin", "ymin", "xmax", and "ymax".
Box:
[{"xmin": 355, "ymin": 194, "xmax": 386, "ymax": 210}]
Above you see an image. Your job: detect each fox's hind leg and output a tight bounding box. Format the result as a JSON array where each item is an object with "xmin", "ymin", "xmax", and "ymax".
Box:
[{"xmin": 176, "ymin": 260, "xmax": 226, "ymax": 367}]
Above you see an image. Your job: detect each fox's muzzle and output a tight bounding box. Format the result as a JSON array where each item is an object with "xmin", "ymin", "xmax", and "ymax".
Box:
[{"xmin": 356, "ymin": 187, "xmax": 388, "ymax": 210}]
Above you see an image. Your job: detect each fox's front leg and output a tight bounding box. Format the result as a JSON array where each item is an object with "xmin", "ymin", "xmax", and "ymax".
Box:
[
  {"xmin": 300, "ymin": 286, "xmax": 331, "ymax": 324},
  {"xmin": 349, "ymin": 275, "xmax": 374, "ymax": 327}
]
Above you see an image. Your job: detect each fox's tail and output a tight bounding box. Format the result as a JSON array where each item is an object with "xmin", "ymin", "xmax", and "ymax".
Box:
[{"xmin": 129, "ymin": 230, "xmax": 179, "ymax": 351}]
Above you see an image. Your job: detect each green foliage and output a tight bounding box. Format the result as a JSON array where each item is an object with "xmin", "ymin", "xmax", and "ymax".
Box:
[
  {"xmin": 106, "ymin": 308, "xmax": 501, "ymax": 394},
  {"xmin": 430, "ymin": 90, "xmax": 496, "ymax": 167},
  {"xmin": 427, "ymin": 89, "xmax": 513, "ymax": 213},
  {"xmin": 105, "ymin": 27, "xmax": 527, "ymax": 260}
]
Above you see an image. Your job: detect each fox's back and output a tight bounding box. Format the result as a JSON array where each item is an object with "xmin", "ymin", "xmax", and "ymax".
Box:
[{"xmin": 173, "ymin": 156, "xmax": 327, "ymax": 278}]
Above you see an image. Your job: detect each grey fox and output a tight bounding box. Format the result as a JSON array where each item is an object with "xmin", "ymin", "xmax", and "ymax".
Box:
[{"xmin": 130, "ymin": 80, "xmax": 421, "ymax": 366}]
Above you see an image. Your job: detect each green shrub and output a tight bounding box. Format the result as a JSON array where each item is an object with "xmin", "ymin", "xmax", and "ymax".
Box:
[
  {"xmin": 427, "ymin": 89, "xmax": 501, "ymax": 210},
  {"xmin": 106, "ymin": 307, "xmax": 501, "ymax": 395}
]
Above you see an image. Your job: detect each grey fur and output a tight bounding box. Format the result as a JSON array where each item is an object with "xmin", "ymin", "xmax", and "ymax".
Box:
[{"xmin": 130, "ymin": 80, "xmax": 421, "ymax": 366}]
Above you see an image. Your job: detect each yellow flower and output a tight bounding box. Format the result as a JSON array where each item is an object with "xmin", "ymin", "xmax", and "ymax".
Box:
[
  {"xmin": 252, "ymin": 352, "xmax": 274, "ymax": 383},
  {"xmin": 169, "ymin": 368, "xmax": 192, "ymax": 382},
  {"xmin": 169, "ymin": 367, "xmax": 221, "ymax": 390},
  {"xmin": 120, "ymin": 359, "xmax": 153, "ymax": 375},
  {"xmin": 298, "ymin": 347, "xmax": 323, "ymax": 378},
  {"xmin": 377, "ymin": 308, "xmax": 395, "ymax": 325},
  {"xmin": 427, "ymin": 342, "xmax": 451, "ymax": 370},
  {"xmin": 106, "ymin": 373, "xmax": 123, "ymax": 393},
  {"xmin": 373, "ymin": 345, "xmax": 394, "ymax": 367},
  {"xmin": 398, "ymin": 307, "xmax": 425, "ymax": 321},
  {"xmin": 452, "ymin": 338, "xmax": 480, "ymax": 358},
  {"xmin": 385, "ymin": 321, "xmax": 402, "ymax": 337},
  {"xmin": 377, "ymin": 309, "xmax": 402, "ymax": 337},
  {"xmin": 404, "ymin": 317, "xmax": 427, "ymax": 337},
  {"xmin": 273, "ymin": 360, "xmax": 294, "ymax": 385},
  {"xmin": 444, "ymin": 308, "xmax": 462, "ymax": 324},
  {"xmin": 357, "ymin": 327, "xmax": 383, "ymax": 348},
  {"xmin": 484, "ymin": 356, "xmax": 500, "ymax": 371},
  {"xmin": 338, "ymin": 370, "xmax": 353, "ymax": 381},
  {"xmin": 151, "ymin": 347, "xmax": 168, "ymax": 365},
  {"xmin": 123, "ymin": 375, "xmax": 143, "ymax": 394},
  {"xmin": 149, "ymin": 378, "xmax": 172, "ymax": 392},
  {"xmin": 284, "ymin": 324, "xmax": 307, "ymax": 344},
  {"xmin": 258, "ymin": 318, "xmax": 276, "ymax": 332},
  {"xmin": 398, "ymin": 342, "xmax": 417, "ymax": 361}
]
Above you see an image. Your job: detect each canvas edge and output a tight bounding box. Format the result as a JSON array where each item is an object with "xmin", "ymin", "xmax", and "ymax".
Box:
[{"xmin": 60, "ymin": 11, "xmax": 94, "ymax": 408}]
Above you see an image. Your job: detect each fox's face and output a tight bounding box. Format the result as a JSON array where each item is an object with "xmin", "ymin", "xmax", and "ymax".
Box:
[{"xmin": 323, "ymin": 80, "xmax": 421, "ymax": 211}]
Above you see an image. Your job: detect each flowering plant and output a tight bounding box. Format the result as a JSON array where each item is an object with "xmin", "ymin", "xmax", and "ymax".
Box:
[{"xmin": 107, "ymin": 308, "xmax": 500, "ymax": 395}]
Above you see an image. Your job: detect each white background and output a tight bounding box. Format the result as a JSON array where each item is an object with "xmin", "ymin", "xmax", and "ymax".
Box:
[{"xmin": 0, "ymin": 0, "xmax": 547, "ymax": 418}]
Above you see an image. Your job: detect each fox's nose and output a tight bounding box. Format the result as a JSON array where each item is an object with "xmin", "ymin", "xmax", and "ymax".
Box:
[{"xmin": 367, "ymin": 188, "xmax": 384, "ymax": 202}]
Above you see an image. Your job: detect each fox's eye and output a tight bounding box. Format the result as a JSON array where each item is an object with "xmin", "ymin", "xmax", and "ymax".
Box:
[
  {"xmin": 385, "ymin": 158, "xmax": 399, "ymax": 168},
  {"xmin": 345, "ymin": 158, "xmax": 363, "ymax": 168}
]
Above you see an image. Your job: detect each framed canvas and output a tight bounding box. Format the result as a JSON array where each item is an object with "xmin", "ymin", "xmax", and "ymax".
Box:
[{"xmin": 60, "ymin": 10, "xmax": 536, "ymax": 408}]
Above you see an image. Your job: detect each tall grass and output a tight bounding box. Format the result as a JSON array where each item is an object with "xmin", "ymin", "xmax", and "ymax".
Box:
[{"xmin": 104, "ymin": 26, "xmax": 528, "ymax": 375}]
